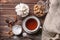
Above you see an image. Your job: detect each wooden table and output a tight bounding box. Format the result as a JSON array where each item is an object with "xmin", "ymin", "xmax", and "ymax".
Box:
[{"xmin": 0, "ymin": 0, "xmax": 46, "ymax": 40}]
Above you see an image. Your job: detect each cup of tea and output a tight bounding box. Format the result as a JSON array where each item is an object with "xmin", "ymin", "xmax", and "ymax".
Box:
[{"xmin": 22, "ymin": 16, "xmax": 41, "ymax": 34}]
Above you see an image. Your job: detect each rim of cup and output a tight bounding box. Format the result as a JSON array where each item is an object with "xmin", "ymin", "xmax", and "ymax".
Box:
[{"xmin": 22, "ymin": 16, "xmax": 40, "ymax": 34}]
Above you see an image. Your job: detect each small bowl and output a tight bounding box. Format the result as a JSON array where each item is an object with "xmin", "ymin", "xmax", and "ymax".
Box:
[
  {"xmin": 22, "ymin": 16, "xmax": 41, "ymax": 34},
  {"xmin": 15, "ymin": 3, "xmax": 29, "ymax": 17},
  {"xmin": 12, "ymin": 25, "xmax": 22, "ymax": 35}
]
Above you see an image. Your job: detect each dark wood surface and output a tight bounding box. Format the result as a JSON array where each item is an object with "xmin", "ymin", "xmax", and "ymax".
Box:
[{"xmin": 0, "ymin": 0, "xmax": 46, "ymax": 40}]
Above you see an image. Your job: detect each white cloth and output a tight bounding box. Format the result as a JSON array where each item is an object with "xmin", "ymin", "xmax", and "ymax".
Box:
[{"xmin": 42, "ymin": 0, "xmax": 60, "ymax": 40}]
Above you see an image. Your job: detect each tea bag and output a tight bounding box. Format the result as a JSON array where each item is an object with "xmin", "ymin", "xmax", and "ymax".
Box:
[{"xmin": 42, "ymin": 0, "xmax": 60, "ymax": 40}]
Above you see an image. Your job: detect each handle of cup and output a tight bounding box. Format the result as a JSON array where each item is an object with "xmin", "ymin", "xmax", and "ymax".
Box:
[{"xmin": 40, "ymin": 26, "xmax": 42, "ymax": 29}]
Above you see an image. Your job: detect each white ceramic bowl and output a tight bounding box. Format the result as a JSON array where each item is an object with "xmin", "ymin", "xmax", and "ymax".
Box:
[
  {"xmin": 22, "ymin": 16, "xmax": 41, "ymax": 34},
  {"xmin": 15, "ymin": 3, "xmax": 29, "ymax": 17},
  {"xmin": 12, "ymin": 25, "xmax": 22, "ymax": 35}
]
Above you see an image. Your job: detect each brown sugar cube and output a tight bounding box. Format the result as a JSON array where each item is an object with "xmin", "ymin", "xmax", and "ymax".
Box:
[{"xmin": 33, "ymin": 4, "xmax": 46, "ymax": 17}]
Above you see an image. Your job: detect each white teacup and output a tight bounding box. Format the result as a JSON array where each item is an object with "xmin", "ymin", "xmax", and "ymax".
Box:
[{"xmin": 22, "ymin": 16, "xmax": 41, "ymax": 34}]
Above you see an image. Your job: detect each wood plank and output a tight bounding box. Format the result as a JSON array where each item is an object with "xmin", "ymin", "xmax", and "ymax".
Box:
[
  {"xmin": 0, "ymin": 0, "xmax": 43, "ymax": 39},
  {"xmin": 0, "ymin": 9, "xmax": 34, "ymax": 15},
  {"xmin": 0, "ymin": 15, "xmax": 17, "ymax": 26},
  {"xmin": 0, "ymin": 4, "xmax": 34, "ymax": 15},
  {"xmin": 0, "ymin": 0, "xmax": 39, "ymax": 4},
  {"xmin": 0, "ymin": 16, "xmax": 7, "ymax": 26},
  {"xmin": 0, "ymin": 4, "xmax": 16, "ymax": 9},
  {"xmin": 0, "ymin": 10, "xmax": 16, "ymax": 15},
  {"xmin": 0, "ymin": 4, "xmax": 35, "ymax": 9},
  {"xmin": 0, "ymin": 0, "xmax": 39, "ymax": 26},
  {"xmin": 21, "ymin": 0, "xmax": 39, "ymax": 4},
  {"xmin": 0, "ymin": 0, "xmax": 21, "ymax": 4},
  {"xmin": 0, "ymin": 21, "xmax": 7, "ymax": 26}
]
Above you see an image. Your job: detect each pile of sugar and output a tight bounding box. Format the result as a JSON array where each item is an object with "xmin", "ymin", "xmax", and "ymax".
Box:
[{"xmin": 15, "ymin": 3, "xmax": 29, "ymax": 17}]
